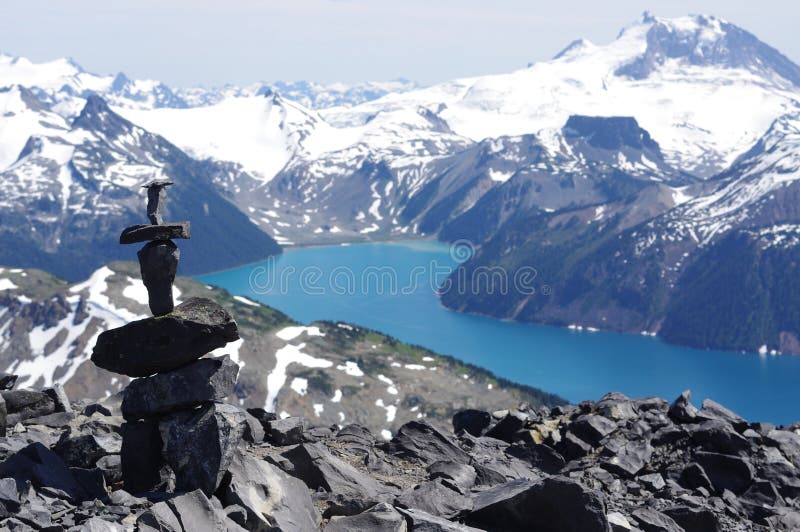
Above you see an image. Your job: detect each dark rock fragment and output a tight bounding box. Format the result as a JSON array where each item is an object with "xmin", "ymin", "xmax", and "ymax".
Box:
[
  {"xmin": 266, "ymin": 416, "xmax": 306, "ymax": 446},
  {"xmin": 159, "ymin": 402, "xmax": 246, "ymax": 496},
  {"xmin": 570, "ymin": 414, "xmax": 617, "ymax": 446},
  {"xmin": 119, "ymin": 222, "xmax": 190, "ymax": 244},
  {"xmin": 668, "ymin": 390, "xmax": 697, "ymax": 424},
  {"xmin": 694, "ymin": 451, "xmax": 754, "ymax": 494},
  {"xmin": 121, "ymin": 419, "xmax": 170, "ymax": 494},
  {"xmin": 137, "ymin": 239, "xmax": 179, "ymax": 316},
  {"xmin": 121, "ymin": 355, "xmax": 239, "ymax": 420},
  {"xmin": 662, "ymin": 506, "xmax": 721, "ymax": 532},
  {"xmin": 452, "ymin": 409, "xmax": 492, "ymax": 437},
  {"xmin": 91, "ymin": 297, "xmax": 239, "ymax": 377},
  {"xmin": 325, "ymin": 502, "xmax": 406, "ymax": 532},
  {"xmin": 395, "ymin": 478, "xmax": 472, "ymax": 518},
  {"xmin": 2, "ymin": 390, "xmax": 56, "ymax": 425},
  {"xmin": 631, "ymin": 508, "xmax": 683, "ymax": 532},
  {"xmin": 0, "ymin": 442, "xmax": 88, "ymax": 502},
  {"xmin": 385, "ymin": 421, "xmax": 470, "ymax": 465},
  {"xmin": 466, "ymin": 476, "xmax": 608, "ymax": 532}
]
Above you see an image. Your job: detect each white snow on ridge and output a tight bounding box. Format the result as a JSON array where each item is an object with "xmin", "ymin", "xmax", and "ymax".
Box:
[
  {"xmin": 264, "ymin": 342, "xmax": 333, "ymax": 412},
  {"xmin": 275, "ymin": 325, "xmax": 325, "ymax": 341},
  {"xmin": 0, "ymin": 279, "xmax": 17, "ymax": 291}
]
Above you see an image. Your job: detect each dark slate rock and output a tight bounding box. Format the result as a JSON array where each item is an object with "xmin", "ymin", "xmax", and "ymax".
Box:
[
  {"xmin": 281, "ymin": 442, "xmax": 393, "ymax": 504},
  {"xmin": 505, "ymin": 443, "xmax": 565, "ymax": 474},
  {"xmin": 0, "ymin": 442, "xmax": 87, "ymax": 502},
  {"xmin": 680, "ymin": 462, "xmax": 714, "ymax": 492},
  {"xmin": 242, "ymin": 410, "xmax": 265, "ymax": 443},
  {"xmin": 395, "ymin": 478, "xmax": 473, "ymax": 518},
  {"xmin": 668, "ymin": 390, "xmax": 697, "ymax": 424},
  {"xmin": 632, "ymin": 508, "xmax": 683, "ymax": 532},
  {"xmin": 121, "ymin": 419, "xmax": 171, "ymax": 494},
  {"xmin": 121, "ymin": 355, "xmax": 239, "ymax": 420},
  {"xmin": 639, "ymin": 472, "xmax": 666, "ymax": 492},
  {"xmin": 385, "ymin": 421, "xmax": 470, "ymax": 465},
  {"xmin": 23, "ymin": 411, "xmax": 75, "ymax": 427},
  {"xmin": 0, "ymin": 477, "xmax": 21, "ymax": 512},
  {"xmin": 466, "ymin": 476, "xmax": 608, "ymax": 532},
  {"xmin": 136, "ymin": 500, "xmax": 183, "ymax": 532},
  {"xmin": 601, "ymin": 439, "xmax": 652, "ymax": 478},
  {"xmin": 652, "ymin": 425, "xmax": 687, "ymax": 446},
  {"xmin": 92, "ymin": 297, "xmax": 239, "ymax": 377},
  {"xmin": 689, "ymin": 419, "xmax": 751, "ymax": 454},
  {"xmin": 119, "ymin": 222, "xmax": 191, "ymax": 244},
  {"xmin": 569, "ymin": 414, "xmax": 617, "ymax": 446},
  {"xmin": 662, "ymin": 506, "xmax": 721, "ymax": 532},
  {"xmin": 596, "ymin": 392, "xmax": 639, "ymax": 421},
  {"xmin": 54, "ymin": 430, "xmax": 122, "ymax": 468},
  {"xmin": 452, "ymin": 409, "xmax": 492, "ymax": 437},
  {"xmin": 485, "ymin": 412, "xmax": 527, "ymax": 443},
  {"xmin": 245, "ymin": 407, "xmax": 277, "ymax": 432},
  {"xmin": 219, "ymin": 451, "xmax": 319, "ymax": 532},
  {"xmin": 96, "ymin": 454, "xmax": 122, "ymax": 486},
  {"xmin": 397, "ymin": 507, "xmax": 484, "ymax": 531},
  {"xmin": 43, "ymin": 384, "xmax": 72, "ymax": 414},
  {"xmin": 1, "ymin": 391, "xmax": 56, "ymax": 425},
  {"xmin": 427, "ymin": 461, "xmax": 477, "ymax": 490},
  {"xmin": 0, "ymin": 394, "xmax": 6, "ymax": 438},
  {"xmin": 758, "ymin": 446, "xmax": 800, "ymax": 497},
  {"xmin": 559, "ymin": 431, "xmax": 593, "ymax": 460},
  {"xmin": 0, "ymin": 374, "xmax": 18, "ymax": 390},
  {"xmin": 160, "ymin": 402, "xmax": 246, "ymax": 496},
  {"xmin": 765, "ymin": 428, "xmax": 800, "ymax": 467},
  {"xmin": 325, "ymin": 502, "xmax": 406, "ymax": 532},
  {"xmin": 83, "ymin": 404, "xmax": 112, "ymax": 417},
  {"xmin": 697, "ymin": 399, "xmax": 745, "ymax": 429},
  {"xmin": 138, "ymin": 239, "xmax": 179, "ymax": 316},
  {"xmin": 167, "ymin": 489, "xmax": 243, "ymax": 532},
  {"xmin": 70, "ymin": 516, "xmax": 124, "ymax": 531},
  {"xmin": 69, "ymin": 466, "xmax": 108, "ymax": 501},
  {"xmin": 694, "ymin": 451, "xmax": 754, "ymax": 494},
  {"xmin": 266, "ymin": 416, "xmax": 306, "ymax": 446}
]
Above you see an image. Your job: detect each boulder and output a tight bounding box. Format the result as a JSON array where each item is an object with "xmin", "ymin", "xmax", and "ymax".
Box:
[
  {"xmin": 119, "ymin": 222, "xmax": 191, "ymax": 244},
  {"xmin": 266, "ymin": 416, "xmax": 306, "ymax": 446},
  {"xmin": 505, "ymin": 443, "xmax": 565, "ymax": 474},
  {"xmin": 466, "ymin": 476, "xmax": 608, "ymax": 531},
  {"xmin": 281, "ymin": 442, "xmax": 393, "ymax": 504},
  {"xmin": 397, "ymin": 507, "xmax": 484, "ymax": 531},
  {"xmin": 43, "ymin": 384, "xmax": 72, "ymax": 413},
  {"xmin": 160, "ymin": 402, "xmax": 246, "ymax": 496},
  {"xmin": 385, "ymin": 421, "xmax": 470, "ymax": 465},
  {"xmin": 601, "ymin": 439, "xmax": 652, "ymax": 478},
  {"xmin": 325, "ymin": 502, "xmax": 406, "ymax": 532},
  {"xmin": 242, "ymin": 410, "xmax": 265, "ymax": 443},
  {"xmin": 2, "ymin": 390, "xmax": 56, "ymax": 425},
  {"xmin": 218, "ymin": 451, "xmax": 319, "ymax": 532},
  {"xmin": 121, "ymin": 355, "xmax": 239, "ymax": 420},
  {"xmin": 121, "ymin": 419, "xmax": 172, "ymax": 494},
  {"xmin": 596, "ymin": 393, "xmax": 638, "ymax": 421},
  {"xmin": 136, "ymin": 500, "xmax": 183, "ymax": 532},
  {"xmin": 697, "ymin": 399, "xmax": 745, "ymax": 429},
  {"xmin": 662, "ymin": 506, "xmax": 721, "ymax": 532},
  {"xmin": 138, "ymin": 240, "xmax": 179, "ymax": 316},
  {"xmin": 631, "ymin": 508, "xmax": 683, "ymax": 532},
  {"xmin": 452, "ymin": 409, "xmax": 492, "ymax": 437},
  {"xmin": 680, "ymin": 462, "xmax": 714, "ymax": 492},
  {"xmin": 167, "ymin": 489, "xmax": 245, "ymax": 532},
  {"xmin": 765, "ymin": 428, "xmax": 800, "ymax": 467},
  {"xmin": 54, "ymin": 430, "xmax": 122, "ymax": 468},
  {"xmin": 427, "ymin": 461, "xmax": 477, "ymax": 490},
  {"xmin": 394, "ymin": 479, "xmax": 472, "ymax": 518},
  {"xmin": 91, "ymin": 297, "xmax": 239, "ymax": 377},
  {"xmin": 569, "ymin": 414, "xmax": 617, "ymax": 446},
  {"xmin": 668, "ymin": 390, "xmax": 697, "ymax": 424},
  {"xmin": 485, "ymin": 411, "xmax": 528, "ymax": 443},
  {"xmin": 0, "ymin": 374, "xmax": 18, "ymax": 390},
  {"xmin": 694, "ymin": 451, "xmax": 754, "ymax": 494},
  {"xmin": 559, "ymin": 431, "xmax": 593, "ymax": 460},
  {"xmin": 0, "ymin": 442, "xmax": 88, "ymax": 502},
  {"xmin": 689, "ymin": 420, "xmax": 750, "ymax": 454}
]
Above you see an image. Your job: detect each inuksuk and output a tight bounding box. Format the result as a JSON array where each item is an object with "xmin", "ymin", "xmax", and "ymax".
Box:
[{"xmin": 91, "ymin": 180, "xmax": 246, "ymax": 496}]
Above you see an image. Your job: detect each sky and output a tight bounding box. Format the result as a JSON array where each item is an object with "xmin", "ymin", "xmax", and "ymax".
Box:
[{"xmin": 1, "ymin": 0, "xmax": 799, "ymax": 87}]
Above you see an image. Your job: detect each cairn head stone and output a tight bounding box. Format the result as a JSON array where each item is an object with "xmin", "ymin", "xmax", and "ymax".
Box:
[
  {"xmin": 91, "ymin": 297, "xmax": 239, "ymax": 377},
  {"xmin": 137, "ymin": 239, "xmax": 179, "ymax": 316},
  {"xmin": 142, "ymin": 179, "xmax": 173, "ymax": 225},
  {"xmin": 120, "ymin": 223, "xmax": 190, "ymax": 245}
]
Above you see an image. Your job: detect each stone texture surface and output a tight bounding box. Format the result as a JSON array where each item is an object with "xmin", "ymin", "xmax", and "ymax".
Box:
[
  {"xmin": 91, "ymin": 297, "xmax": 239, "ymax": 377},
  {"xmin": 137, "ymin": 239, "xmax": 179, "ymax": 316},
  {"xmin": 121, "ymin": 355, "xmax": 239, "ymax": 420}
]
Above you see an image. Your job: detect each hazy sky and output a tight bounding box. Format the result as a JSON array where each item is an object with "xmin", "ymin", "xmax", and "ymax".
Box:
[{"xmin": 1, "ymin": 1, "xmax": 798, "ymax": 87}]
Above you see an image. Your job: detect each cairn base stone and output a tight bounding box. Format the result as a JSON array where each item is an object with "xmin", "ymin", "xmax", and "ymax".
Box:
[
  {"xmin": 121, "ymin": 355, "xmax": 239, "ymax": 421},
  {"xmin": 121, "ymin": 419, "xmax": 173, "ymax": 494},
  {"xmin": 138, "ymin": 240, "xmax": 179, "ymax": 316},
  {"xmin": 91, "ymin": 297, "xmax": 239, "ymax": 377},
  {"xmin": 159, "ymin": 402, "xmax": 246, "ymax": 496}
]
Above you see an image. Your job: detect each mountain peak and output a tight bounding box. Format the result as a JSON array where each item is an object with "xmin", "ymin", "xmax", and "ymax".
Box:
[{"xmin": 614, "ymin": 13, "xmax": 800, "ymax": 86}]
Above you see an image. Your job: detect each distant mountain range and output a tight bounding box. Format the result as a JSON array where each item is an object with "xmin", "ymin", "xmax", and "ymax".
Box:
[{"xmin": 2, "ymin": 12, "xmax": 800, "ymax": 353}]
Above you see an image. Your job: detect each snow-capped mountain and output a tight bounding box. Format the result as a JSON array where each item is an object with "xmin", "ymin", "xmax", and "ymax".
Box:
[{"xmin": 0, "ymin": 89, "xmax": 279, "ymax": 280}]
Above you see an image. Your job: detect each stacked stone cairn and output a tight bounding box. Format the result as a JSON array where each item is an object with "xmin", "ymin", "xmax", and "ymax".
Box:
[{"xmin": 90, "ymin": 180, "xmax": 246, "ymax": 496}]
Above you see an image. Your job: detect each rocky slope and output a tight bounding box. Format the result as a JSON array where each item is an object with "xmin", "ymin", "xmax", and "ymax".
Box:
[
  {"xmin": 0, "ymin": 262, "xmax": 561, "ymax": 437},
  {"xmin": 0, "ymin": 385, "xmax": 798, "ymax": 530}
]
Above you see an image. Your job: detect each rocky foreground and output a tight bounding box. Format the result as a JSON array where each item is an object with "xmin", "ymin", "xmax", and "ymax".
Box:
[{"xmin": 0, "ymin": 388, "xmax": 796, "ymax": 530}]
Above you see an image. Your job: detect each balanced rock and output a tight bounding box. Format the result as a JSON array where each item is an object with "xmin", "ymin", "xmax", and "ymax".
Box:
[
  {"xmin": 92, "ymin": 297, "xmax": 239, "ymax": 377},
  {"xmin": 121, "ymin": 355, "xmax": 239, "ymax": 420},
  {"xmin": 160, "ymin": 402, "xmax": 246, "ymax": 496},
  {"xmin": 121, "ymin": 419, "xmax": 172, "ymax": 494},
  {"xmin": 119, "ymin": 222, "xmax": 190, "ymax": 245},
  {"xmin": 137, "ymin": 240, "xmax": 179, "ymax": 316}
]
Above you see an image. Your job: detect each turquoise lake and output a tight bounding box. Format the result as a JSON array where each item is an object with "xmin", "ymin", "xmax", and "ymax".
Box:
[{"xmin": 198, "ymin": 241, "xmax": 800, "ymax": 425}]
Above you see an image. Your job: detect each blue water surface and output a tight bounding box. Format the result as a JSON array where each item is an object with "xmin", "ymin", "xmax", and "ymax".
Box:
[{"xmin": 198, "ymin": 241, "xmax": 800, "ymax": 425}]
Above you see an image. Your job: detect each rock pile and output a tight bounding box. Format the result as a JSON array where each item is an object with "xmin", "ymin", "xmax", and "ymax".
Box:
[{"xmin": 91, "ymin": 180, "xmax": 248, "ymax": 497}]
